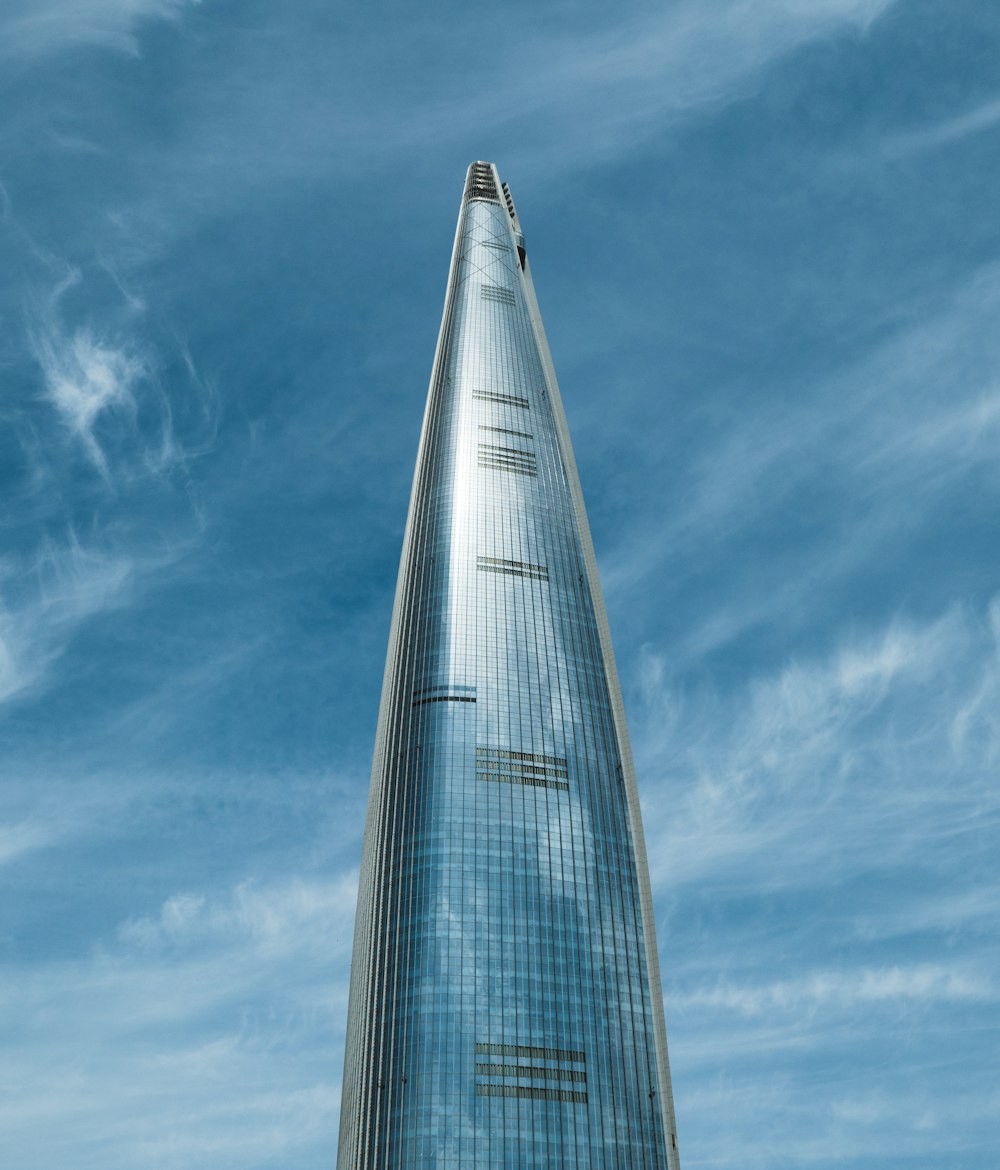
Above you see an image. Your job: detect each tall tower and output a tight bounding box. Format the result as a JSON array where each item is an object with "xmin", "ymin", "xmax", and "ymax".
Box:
[{"xmin": 338, "ymin": 162, "xmax": 681, "ymax": 1169}]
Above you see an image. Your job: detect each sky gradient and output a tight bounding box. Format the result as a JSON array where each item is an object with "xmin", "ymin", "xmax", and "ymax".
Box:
[{"xmin": 1, "ymin": 2, "xmax": 998, "ymax": 1167}]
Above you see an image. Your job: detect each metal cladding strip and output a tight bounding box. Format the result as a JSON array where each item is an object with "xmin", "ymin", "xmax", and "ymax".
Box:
[{"xmin": 513, "ymin": 181, "xmax": 683, "ymax": 1168}]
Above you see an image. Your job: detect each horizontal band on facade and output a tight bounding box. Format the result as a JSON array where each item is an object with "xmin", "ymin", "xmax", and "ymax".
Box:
[
  {"xmin": 413, "ymin": 684, "xmax": 476, "ymax": 696},
  {"xmin": 411, "ymin": 695, "xmax": 477, "ymax": 707},
  {"xmin": 478, "ymin": 457, "xmax": 537, "ymax": 470},
  {"xmin": 475, "ymin": 1043, "xmax": 586, "ymax": 1063},
  {"xmin": 477, "ymin": 772, "xmax": 569, "ymax": 792},
  {"xmin": 478, "ymin": 460, "xmax": 538, "ymax": 477},
  {"xmin": 478, "ymin": 450, "xmax": 536, "ymax": 470},
  {"xmin": 475, "ymin": 1085, "xmax": 588, "ymax": 1104},
  {"xmin": 473, "ymin": 391, "xmax": 530, "ymax": 408},
  {"xmin": 476, "ymin": 556, "xmax": 548, "ymax": 581},
  {"xmin": 476, "ymin": 560, "xmax": 548, "ymax": 578},
  {"xmin": 479, "ymin": 425, "xmax": 533, "ymax": 439},
  {"xmin": 478, "ymin": 760, "xmax": 569, "ymax": 779},
  {"xmin": 477, "ymin": 766, "xmax": 569, "ymax": 781},
  {"xmin": 477, "ymin": 555, "xmax": 546, "ymax": 571},
  {"xmin": 476, "ymin": 747, "xmax": 567, "ymax": 767},
  {"xmin": 478, "ymin": 442, "xmax": 536, "ymax": 458},
  {"xmin": 475, "ymin": 1064, "xmax": 587, "ymax": 1084}
]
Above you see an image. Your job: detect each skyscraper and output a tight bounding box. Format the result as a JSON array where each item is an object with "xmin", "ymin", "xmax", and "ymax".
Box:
[{"xmin": 338, "ymin": 162, "xmax": 681, "ymax": 1169}]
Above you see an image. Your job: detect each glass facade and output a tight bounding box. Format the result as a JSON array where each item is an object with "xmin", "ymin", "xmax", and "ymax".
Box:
[{"xmin": 338, "ymin": 163, "xmax": 681, "ymax": 1170}]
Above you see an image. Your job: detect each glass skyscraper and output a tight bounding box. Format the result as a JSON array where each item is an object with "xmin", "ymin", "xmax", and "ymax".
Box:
[{"xmin": 338, "ymin": 162, "xmax": 681, "ymax": 1169}]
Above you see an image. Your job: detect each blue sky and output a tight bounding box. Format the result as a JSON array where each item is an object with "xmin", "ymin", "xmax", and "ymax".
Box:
[{"xmin": 1, "ymin": 1, "xmax": 998, "ymax": 1166}]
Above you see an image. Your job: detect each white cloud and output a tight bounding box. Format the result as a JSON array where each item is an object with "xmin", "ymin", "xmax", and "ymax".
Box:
[
  {"xmin": 0, "ymin": 873, "xmax": 356, "ymax": 1170},
  {"xmin": 884, "ymin": 94, "xmax": 1000, "ymax": 159},
  {"xmin": 404, "ymin": 0, "xmax": 900, "ymax": 176},
  {"xmin": 675, "ymin": 963, "xmax": 994, "ymax": 1017},
  {"xmin": 636, "ymin": 599, "xmax": 999, "ymax": 1167},
  {"xmin": 0, "ymin": 820, "xmax": 58, "ymax": 867},
  {"xmin": 118, "ymin": 874, "xmax": 359, "ymax": 960},
  {"xmin": 636, "ymin": 600, "xmax": 999, "ymax": 891},
  {"xmin": 100, "ymin": 0, "xmax": 901, "ymax": 229},
  {"xmin": 604, "ymin": 262, "xmax": 1000, "ymax": 633},
  {"xmin": 0, "ymin": 253, "xmax": 216, "ymax": 710},
  {"xmin": 0, "ymin": 536, "xmax": 133, "ymax": 704},
  {"xmin": 31, "ymin": 321, "xmax": 148, "ymax": 479},
  {"xmin": 533, "ymin": 0, "xmax": 892, "ymax": 119}
]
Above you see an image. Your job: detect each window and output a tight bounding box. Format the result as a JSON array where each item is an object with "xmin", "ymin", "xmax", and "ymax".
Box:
[{"xmin": 476, "ymin": 556, "xmax": 548, "ymax": 581}]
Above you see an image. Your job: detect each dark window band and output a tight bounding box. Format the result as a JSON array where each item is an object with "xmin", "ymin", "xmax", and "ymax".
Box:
[
  {"xmin": 477, "ymin": 772, "xmax": 568, "ymax": 792},
  {"xmin": 475, "ymin": 1063, "xmax": 587, "ymax": 1084},
  {"xmin": 479, "ymin": 460, "xmax": 538, "ymax": 477},
  {"xmin": 476, "ymin": 1085, "xmax": 588, "ymax": 1104},
  {"xmin": 476, "ymin": 747, "xmax": 566, "ymax": 767},
  {"xmin": 475, "ymin": 1043, "xmax": 585, "ymax": 1063},
  {"xmin": 478, "ymin": 760, "xmax": 568, "ymax": 780},
  {"xmin": 476, "ymin": 556, "xmax": 548, "ymax": 581},
  {"xmin": 479, "ymin": 426, "xmax": 533, "ymax": 439},
  {"xmin": 411, "ymin": 695, "xmax": 477, "ymax": 707},
  {"xmin": 473, "ymin": 391, "xmax": 530, "ymax": 408}
]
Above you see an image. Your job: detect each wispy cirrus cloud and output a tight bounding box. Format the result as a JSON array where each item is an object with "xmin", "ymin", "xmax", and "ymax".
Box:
[
  {"xmin": 500, "ymin": 0, "xmax": 897, "ymax": 160},
  {"xmin": 0, "ymin": 536, "xmax": 133, "ymax": 704},
  {"xmin": 883, "ymin": 94, "xmax": 1000, "ymax": 159},
  {"xmin": 603, "ymin": 261, "xmax": 1000, "ymax": 667},
  {"xmin": 674, "ymin": 963, "xmax": 995, "ymax": 1017},
  {"xmin": 637, "ymin": 599, "xmax": 999, "ymax": 1165},
  {"xmin": 118, "ymin": 874, "xmax": 358, "ymax": 960},
  {"xmin": 25, "ymin": 262, "xmax": 194, "ymax": 484},
  {"xmin": 0, "ymin": 185, "xmax": 215, "ymax": 706},
  {"xmin": 85, "ymin": 0, "xmax": 902, "ymax": 226},
  {"xmin": 637, "ymin": 600, "xmax": 999, "ymax": 891},
  {"xmin": 31, "ymin": 318, "xmax": 148, "ymax": 480},
  {"xmin": 0, "ymin": 0, "xmax": 201, "ymax": 62},
  {"xmin": 1, "ymin": 2, "xmax": 997, "ymax": 1167},
  {"xmin": 0, "ymin": 873, "xmax": 356, "ymax": 1169}
]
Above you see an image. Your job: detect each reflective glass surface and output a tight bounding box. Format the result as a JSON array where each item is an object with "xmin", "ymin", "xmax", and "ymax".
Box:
[{"xmin": 339, "ymin": 165, "xmax": 680, "ymax": 1169}]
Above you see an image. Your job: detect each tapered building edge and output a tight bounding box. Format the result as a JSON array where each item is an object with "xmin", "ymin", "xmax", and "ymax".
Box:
[
  {"xmin": 515, "ymin": 182, "xmax": 682, "ymax": 1170},
  {"xmin": 337, "ymin": 163, "xmax": 681, "ymax": 1168}
]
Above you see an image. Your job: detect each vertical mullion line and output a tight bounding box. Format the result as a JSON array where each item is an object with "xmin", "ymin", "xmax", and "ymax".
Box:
[
  {"xmin": 391, "ymin": 336, "xmax": 449, "ymax": 1161},
  {"xmin": 490, "ymin": 256, "xmax": 517, "ymax": 1149},
  {"xmin": 380, "ymin": 424, "xmax": 434, "ymax": 1160},
  {"xmin": 440, "ymin": 265, "xmax": 472, "ymax": 1156},
  {"xmin": 523, "ymin": 259, "xmax": 611, "ymax": 1163},
  {"xmin": 511, "ymin": 227, "xmax": 558, "ymax": 1153},
  {"xmin": 501, "ymin": 267, "xmax": 524, "ymax": 1156},
  {"xmin": 515, "ymin": 280, "xmax": 545, "ymax": 1116},
  {"xmin": 461, "ymin": 261, "xmax": 479, "ymax": 1163},
  {"xmin": 569, "ymin": 477, "xmax": 630, "ymax": 1168},
  {"xmin": 390, "ymin": 230, "xmax": 463, "ymax": 1168},
  {"xmin": 529, "ymin": 304, "xmax": 576, "ymax": 1162},
  {"xmin": 530, "ymin": 354, "xmax": 577, "ymax": 1129},
  {"xmin": 545, "ymin": 338, "xmax": 599, "ymax": 1163},
  {"xmin": 509, "ymin": 185, "xmax": 576, "ymax": 1159},
  {"xmin": 377, "ymin": 327, "xmax": 442, "ymax": 1160},
  {"xmin": 474, "ymin": 216, "xmax": 503, "ymax": 1166}
]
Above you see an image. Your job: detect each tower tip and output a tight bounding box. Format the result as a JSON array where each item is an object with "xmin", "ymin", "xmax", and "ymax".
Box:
[{"xmin": 464, "ymin": 161, "xmax": 501, "ymax": 204}]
